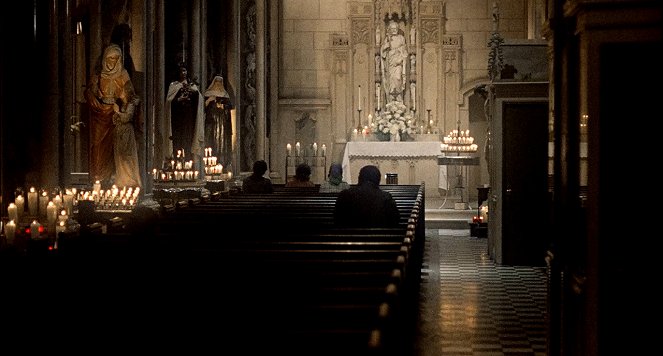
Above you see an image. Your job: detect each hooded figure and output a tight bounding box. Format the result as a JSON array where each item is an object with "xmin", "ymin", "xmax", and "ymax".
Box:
[
  {"xmin": 204, "ymin": 75, "xmax": 234, "ymax": 171},
  {"xmin": 320, "ymin": 163, "xmax": 350, "ymax": 193},
  {"xmin": 84, "ymin": 44, "xmax": 142, "ymax": 187}
]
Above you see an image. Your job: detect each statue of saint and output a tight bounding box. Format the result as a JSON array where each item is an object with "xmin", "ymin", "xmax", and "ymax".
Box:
[
  {"xmin": 381, "ymin": 20, "xmax": 408, "ymax": 103},
  {"xmin": 204, "ymin": 75, "xmax": 234, "ymax": 171},
  {"xmin": 84, "ymin": 44, "xmax": 142, "ymax": 187},
  {"xmin": 163, "ymin": 64, "xmax": 204, "ymax": 160}
]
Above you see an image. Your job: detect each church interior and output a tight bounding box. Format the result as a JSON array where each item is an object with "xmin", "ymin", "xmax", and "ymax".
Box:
[{"xmin": 1, "ymin": 0, "xmax": 661, "ymax": 355}]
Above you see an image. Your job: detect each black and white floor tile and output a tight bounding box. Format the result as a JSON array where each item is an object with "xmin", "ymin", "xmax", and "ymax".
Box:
[{"xmin": 413, "ymin": 229, "xmax": 548, "ymax": 356}]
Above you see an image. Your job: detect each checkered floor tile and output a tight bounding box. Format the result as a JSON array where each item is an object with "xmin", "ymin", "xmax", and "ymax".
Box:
[{"xmin": 413, "ymin": 229, "xmax": 548, "ymax": 356}]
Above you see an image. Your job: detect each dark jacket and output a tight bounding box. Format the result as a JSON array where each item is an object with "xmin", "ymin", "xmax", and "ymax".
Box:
[
  {"xmin": 333, "ymin": 181, "xmax": 400, "ymax": 227},
  {"xmin": 242, "ymin": 175, "xmax": 274, "ymax": 194}
]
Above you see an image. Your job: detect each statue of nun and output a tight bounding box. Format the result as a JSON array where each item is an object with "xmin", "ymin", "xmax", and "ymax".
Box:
[{"xmin": 204, "ymin": 75, "xmax": 234, "ymax": 172}]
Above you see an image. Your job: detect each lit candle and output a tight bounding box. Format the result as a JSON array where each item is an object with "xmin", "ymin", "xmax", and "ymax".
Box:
[
  {"xmin": 15, "ymin": 195, "xmax": 25, "ymax": 221},
  {"xmin": 28, "ymin": 187, "xmax": 38, "ymax": 216},
  {"xmin": 55, "ymin": 221, "xmax": 66, "ymax": 239},
  {"xmin": 321, "ymin": 144, "xmax": 326, "ymax": 157},
  {"xmin": 93, "ymin": 180, "xmax": 101, "ymax": 193},
  {"xmin": 286, "ymin": 143, "xmax": 292, "ymax": 156},
  {"xmin": 312, "ymin": 142, "xmax": 318, "ymax": 156},
  {"xmin": 295, "ymin": 142, "xmax": 301, "ymax": 156},
  {"xmin": 153, "ymin": 168, "xmax": 158, "ymax": 180},
  {"xmin": 58, "ymin": 209, "xmax": 68, "ymax": 223},
  {"xmin": 63, "ymin": 190, "xmax": 74, "ymax": 215},
  {"xmin": 47, "ymin": 201, "xmax": 57, "ymax": 232},
  {"xmin": 30, "ymin": 220, "xmax": 41, "ymax": 239},
  {"xmin": 39, "ymin": 191, "xmax": 49, "ymax": 218},
  {"xmin": 8, "ymin": 203, "xmax": 18, "ymax": 222},
  {"xmin": 4, "ymin": 220, "xmax": 16, "ymax": 245}
]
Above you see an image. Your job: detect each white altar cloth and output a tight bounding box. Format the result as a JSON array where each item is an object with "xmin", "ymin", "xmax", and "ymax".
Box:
[{"xmin": 341, "ymin": 142, "xmax": 446, "ymax": 195}]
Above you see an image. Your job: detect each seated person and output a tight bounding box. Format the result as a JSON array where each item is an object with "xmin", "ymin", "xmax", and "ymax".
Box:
[
  {"xmin": 319, "ymin": 163, "xmax": 349, "ymax": 193},
  {"xmin": 285, "ymin": 163, "xmax": 316, "ymax": 188},
  {"xmin": 334, "ymin": 165, "xmax": 400, "ymax": 227},
  {"xmin": 242, "ymin": 160, "xmax": 274, "ymax": 194}
]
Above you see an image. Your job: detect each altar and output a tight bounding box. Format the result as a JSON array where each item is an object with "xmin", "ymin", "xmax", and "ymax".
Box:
[{"xmin": 341, "ymin": 141, "xmax": 445, "ymax": 197}]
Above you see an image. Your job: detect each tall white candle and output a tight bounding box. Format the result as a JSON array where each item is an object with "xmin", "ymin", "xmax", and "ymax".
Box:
[
  {"xmin": 53, "ymin": 194, "xmax": 62, "ymax": 211},
  {"xmin": 39, "ymin": 191, "xmax": 49, "ymax": 218},
  {"xmin": 312, "ymin": 142, "xmax": 318, "ymax": 156},
  {"xmin": 47, "ymin": 201, "xmax": 57, "ymax": 232},
  {"xmin": 30, "ymin": 220, "xmax": 41, "ymax": 239},
  {"xmin": 358, "ymin": 85, "xmax": 362, "ymax": 110},
  {"xmin": 8, "ymin": 203, "xmax": 18, "ymax": 222},
  {"xmin": 15, "ymin": 195, "xmax": 25, "ymax": 221},
  {"xmin": 321, "ymin": 144, "xmax": 326, "ymax": 157},
  {"xmin": 295, "ymin": 142, "xmax": 301, "ymax": 156},
  {"xmin": 28, "ymin": 187, "xmax": 38, "ymax": 216},
  {"xmin": 4, "ymin": 220, "xmax": 16, "ymax": 244},
  {"xmin": 286, "ymin": 143, "xmax": 292, "ymax": 156},
  {"xmin": 93, "ymin": 180, "xmax": 101, "ymax": 193},
  {"xmin": 63, "ymin": 191, "xmax": 74, "ymax": 215}
]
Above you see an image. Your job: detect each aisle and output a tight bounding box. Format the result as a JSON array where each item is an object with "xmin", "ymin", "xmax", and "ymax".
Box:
[{"xmin": 413, "ymin": 229, "xmax": 548, "ymax": 356}]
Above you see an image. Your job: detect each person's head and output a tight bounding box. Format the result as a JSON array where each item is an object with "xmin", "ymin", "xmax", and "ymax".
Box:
[
  {"xmin": 328, "ymin": 163, "xmax": 343, "ymax": 180},
  {"xmin": 358, "ymin": 165, "xmax": 381, "ymax": 185},
  {"xmin": 295, "ymin": 163, "xmax": 312, "ymax": 181},
  {"xmin": 178, "ymin": 64, "xmax": 188, "ymax": 81},
  {"xmin": 102, "ymin": 45, "xmax": 122, "ymax": 75},
  {"xmin": 252, "ymin": 160, "xmax": 268, "ymax": 177},
  {"xmin": 387, "ymin": 21, "xmax": 399, "ymax": 35}
]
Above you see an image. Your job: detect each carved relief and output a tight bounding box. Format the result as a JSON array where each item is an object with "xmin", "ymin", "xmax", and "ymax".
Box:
[
  {"xmin": 349, "ymin": 1, "xmax": 373, "ymax": 16},
  {"xmin": 420, "ymin": 1, "xmax": 445, "ymax": 16},
  {"xmin": 420, "ymin": 19, "xmax": 439, "ymax": 44},
  {"xmin": 334, "ymin": 53, "xmax": 348, "ymax": 75},
  {"xmin": 331, "ymin": 33, "xmax": 350, "ymax": 48},
  {"xmin": 352, "ymin": 19, "xmax": 371, "ymax": 45},
  {"xmin": 442, "ymin": 34, "xmax": 461, "ymax": 48}
]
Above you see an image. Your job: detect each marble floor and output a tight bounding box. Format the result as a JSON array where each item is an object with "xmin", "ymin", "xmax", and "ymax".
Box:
[{"xmin": 411, "ymin": 229, "xmax": 548, "ymax": 356}]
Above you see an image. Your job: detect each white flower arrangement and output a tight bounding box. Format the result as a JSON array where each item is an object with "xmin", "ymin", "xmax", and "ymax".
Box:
[{"xmin": 375, "ymin": 101, "xmax": 416, "ymax": 141}]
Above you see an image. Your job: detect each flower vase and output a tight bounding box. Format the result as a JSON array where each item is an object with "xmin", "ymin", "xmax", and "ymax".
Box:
[{"xmin": 390, "ymin": 132, "xmax": 401, "ymax": 142}]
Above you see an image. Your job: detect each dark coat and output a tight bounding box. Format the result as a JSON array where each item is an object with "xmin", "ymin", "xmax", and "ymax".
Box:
[
  {"xmin": 333, "ymin": 181, "xmax": 400, "ymax": 227},
  {"xmin": 242, "ymin": 175, "xmax": 274, "ymax": 194}
]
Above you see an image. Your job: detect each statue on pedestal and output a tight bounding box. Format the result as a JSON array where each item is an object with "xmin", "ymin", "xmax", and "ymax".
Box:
[
  {"xmin": 381, "ymin": 20, "xmax": 408, "ymax": 103},
  {"xmin": 204, "ymin": 75, "xmax": 234, "ymax": 172}
]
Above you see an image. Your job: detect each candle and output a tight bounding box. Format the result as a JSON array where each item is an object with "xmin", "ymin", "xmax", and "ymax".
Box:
[
  {"xmin": 358, "ymin": 85, "xmax": 362, "ymax": 110},
  {"xmin": 321, "ymin": 144, "xmax": 326, "ymax": 157},
  {"xmin": 58, "ymin": 209, "xmax": 68, "ymax": 223},
  {"xmin": 47, "ymin": 202, "xmax": 57, "ymax": 232},
  {"xmin": 30, "ymin": 220, "xmax": 41, "ymax": 239},
  {"xmin": 295, "ymin": 142, "xmax": 301, "ymax": 156},
  {"xmin": 15, "ymin": 195, "xmax": 25, "ymax": 221},
  {"xmin": 52, "ymin": 195, "xmax": 62, "ymax": 213},
  {"xmin": 4, "ymin": 220, "xmax": 16, "ymax": 245},
  {"xmin": 153, "ymin": 168, "xmax": 158, "ymax": 180},
  {"xmin": 312, "ymin": 142, "xmax": 318, "ymax": 156},
  {"xmin": 368, "ymin": 114, "xmax": 373, "ymax": 127},
  {"xmin": 28, "ymin": 187, "xmax": 38, "ymax": 216},
  {"xmin": 63, "ymin": 190, "xmax": 74, "ymax": 215},
  {"xmin": 55, "ymin": 221, "xmax": 66, "ymax": 239},
  {"xmin": 8, "ymin": 203, "xmax": 18, "ymax": 222},
  {"xmin": 93, "ymin": 180, "xmax": 101, "ymax": 193},
  {"xmin": 39, "ymin": 191, "xmax": 49, "ymax": 218},
  {"xmin": 286, "ymin": 143, "xmax": 292, "ymax": 156}
]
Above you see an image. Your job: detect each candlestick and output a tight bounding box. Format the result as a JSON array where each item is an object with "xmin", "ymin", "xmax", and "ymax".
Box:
[
  {"xmin": 356, "ymin": 108, "xmax": 363, "ymax": 132},
  {"xmin": 4, "ymin": 220, "xmax": 16, "ymax": 245}
]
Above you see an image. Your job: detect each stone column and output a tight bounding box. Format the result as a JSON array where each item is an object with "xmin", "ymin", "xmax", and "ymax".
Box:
[
  {"xmin": 154, "ymin": 0, "xmax": 166, "ymax": 166},
  {"xmin": 255, "ymin": 0, "xmax": 266, "ymax": 161},
  {"xmin": 191, "ymin": 0, "xmax": 202, "ymax": 83}
]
